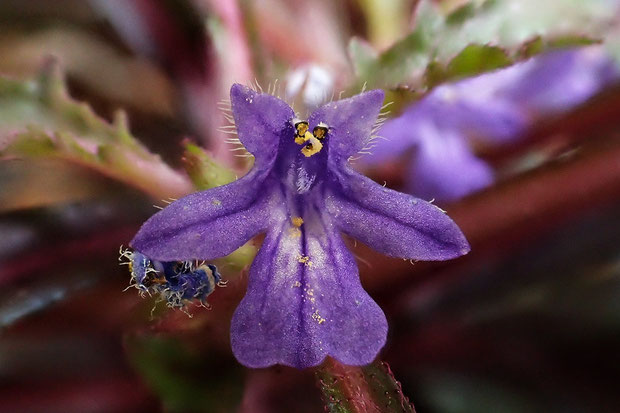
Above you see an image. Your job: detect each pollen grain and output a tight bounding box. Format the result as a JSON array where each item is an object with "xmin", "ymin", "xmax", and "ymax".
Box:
[{"xmin": 298, "ymin": 254, "xmax": 313, "ymax": 267}]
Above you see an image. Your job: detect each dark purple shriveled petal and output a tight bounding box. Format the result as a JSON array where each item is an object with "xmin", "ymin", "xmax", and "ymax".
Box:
[
  {"xmin": 309, "ymin": 89, "xmax": 385, "ymax": 159},
  {"xmin": 327, "ymin": 166, "xmax": 470, "ymax": 260},
  {"xmin": 231, "ymin": 214, "xmax": 387, "ymax": 368},
  {"xmin": 130, "ymin": 171, "xmax": 280, "ymax": 261},
  {"xmin": 230, "ymin": 83, "xmax": 295, "ymax": 164}
]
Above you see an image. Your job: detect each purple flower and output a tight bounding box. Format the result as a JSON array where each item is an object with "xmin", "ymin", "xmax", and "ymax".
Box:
[
  {"xmin": 130, "ymin": 84, "xmax": 470, "ymax": 368},
  {"xmin": 365, "ymin": 47, "xmax": 618, "ymax": 202}
]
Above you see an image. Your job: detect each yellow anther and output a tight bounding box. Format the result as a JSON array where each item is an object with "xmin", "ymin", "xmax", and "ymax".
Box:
[
  {"xmin": 313, "ymin": 125, "xmax": 327, "ymax": 139},
  {"xmin": 301, "ymin": 135, "xmax": 323, "ymax": 157},
  {"xmin": 295, "ymin": 121, "xmax": 309, "ymax": 137},
  {"xmin": 294, "ymin": 120, "xmax": 326, "ymax": 157},
  {"xmin": 291, "ymin": 217, "xmax": 304, "ymax": 227},
  {"xmin": 295, "ymin": 130, "xmax": 312, "ymax": 142}
]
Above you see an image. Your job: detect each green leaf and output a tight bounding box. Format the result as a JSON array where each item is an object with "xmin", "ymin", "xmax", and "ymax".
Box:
[
  {"xmin": 446, "ymin": 44, "xmax": 511, "ymax": 77},
  {"xmin": 316, "ymin": 358, "xmax": 416, "ymax": 413},
  {"xmin": 0, "ymin": 61, "xmax": 193, "ymax": 200},
  {"xmin": 351, "ymin": 0, "xmax": 612, "ymax": 89},
  {"xmin": 349, "ymin": 2, "xmax": 441, "ymax": 89},
  {"xmin": 349, "ymin": 37, "xmax": 379, "ymax": 80},
  {"xmin": 425, "ymin": 44, "xmax": 512, "ymax": 87},
  {"xmin": 182, "ymin": 141, "xmax": 237, "ymax": 190},
  {"xmin": 445, "ymin": 3, "xmax": 478, "ymax": 26},
  {"xmin": 517, "ymin": 36, "xmax": 545, "ymax": 59}
]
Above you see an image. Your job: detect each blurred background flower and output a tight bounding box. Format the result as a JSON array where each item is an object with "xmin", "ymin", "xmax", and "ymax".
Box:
[
  {"xmin": 362, "ymin": 46, "xmax": 619, "ymax": 201},
  {"xmin": 1, "ymin": 0, "xmax": 620, "ymax": 412}
]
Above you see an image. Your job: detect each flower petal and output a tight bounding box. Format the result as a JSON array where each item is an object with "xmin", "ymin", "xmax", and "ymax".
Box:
[
  {"xmin": 405, "ymin": 123, "xmax": 494, "ymax": 201},
  {"xmin": 360, "ymin": 114, "xmax": 417, "ymax": 165},
  {"xmin": 327, "ymin": 166, "xmax": 470, "ymax": 260},
  {"xmin": 427, "ymin": 94, "xmax": 528, "ymax": 144},
  {"xmin": 231, "ymin": 214, "xmax": 387, "ymax": 368},
  {"xmin": 504, "ymin": 47, "xmax": 618, "ymax": 113},
  {"xmin": 230, "ymin": 83, "xmax": 295, "ymax": 164},
  {"xmin": 130, "ymin": 171, "xmax": 281, "ymax": 261},
  {"xmin": 308, "ymin": 89, "xmax": 385, "ymax": 160}
]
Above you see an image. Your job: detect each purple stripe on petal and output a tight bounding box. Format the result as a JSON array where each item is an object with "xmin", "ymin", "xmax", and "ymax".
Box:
[
  {"xmin": 130, "ymin": 172, "xmax": 281, "ymax": 261},
  {"xmin": 309, "ymin": 90, "xmax": 385, "ymax": 160},
  {"xmin": 230, "ymin": 83, "xmax": 295, "ymax": 165},
  {"xmin": 231, "ymin": 212, "xmax": 387, "ymax": 369},
  {"xmin": 327, "ymin": 166, "xmax": 470, "ymax": 260}
]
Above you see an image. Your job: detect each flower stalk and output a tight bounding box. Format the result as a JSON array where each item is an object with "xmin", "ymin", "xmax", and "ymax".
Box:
[{"xmin": 315, "ymin": 358, "xmax": 416, "ymax": 413}]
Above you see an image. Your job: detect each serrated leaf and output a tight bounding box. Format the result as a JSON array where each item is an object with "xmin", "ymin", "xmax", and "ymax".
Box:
[
  {"xmin": 352, "ymin": 0, "xmax": 613, "ymax": 89},
  {"xmin": 0, "ymin": 61, "xmax": 192, "ymax": 200},
  {"xmin": 437, "ymin": 0, "xmax": 610, "ymax": 57},
  {"xmin": 446, "ymin": 44, "xmax": 511, "ymax": 77},
  {"xmin": 0, "ymin": 25, "xmax": 175, "ymax": 115},
  {"xmin": 517, "ymin": 36, "xmax": 545, "ymax": 59},
  {"xmin": 425, "ymin": 44, "xmax": 512, "ymax": 87},
  {"xmin": 348, "ymin": 2, "xmax": 441, "ymax": 89}
]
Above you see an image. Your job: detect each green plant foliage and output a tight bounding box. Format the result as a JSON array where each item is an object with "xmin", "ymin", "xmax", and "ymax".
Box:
[
  {"xmin": 349, "ymin": 0, "xmax": 610, "ymax": 90},
  {"xmin": 425, "ymin": 44, "xmax": 512, "ymax": 87},
  {"xmin": 0, "ymin": 61, "xmax": 192, "ymax": 200},
  {"xmin": 182, "ymin": 141, "xmax": 237, "ymax": 190}
]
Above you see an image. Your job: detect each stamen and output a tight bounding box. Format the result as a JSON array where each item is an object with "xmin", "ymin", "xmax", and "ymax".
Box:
[
  {"xmin": 301, "ymin": 136, "xmax": 323, "ymax": 157},
  {"xmin": 312, "ymin": 123, "xmax": 328, "ymax": 140},
  {"xmin": 292, "ymin": 119, "xmax": 329, "ymax": 157}
]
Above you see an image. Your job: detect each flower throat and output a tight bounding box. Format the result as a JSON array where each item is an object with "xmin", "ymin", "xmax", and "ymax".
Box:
[{"xmin": 293, "ymin": 119, "xmax": 328, "ymax": 157}]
